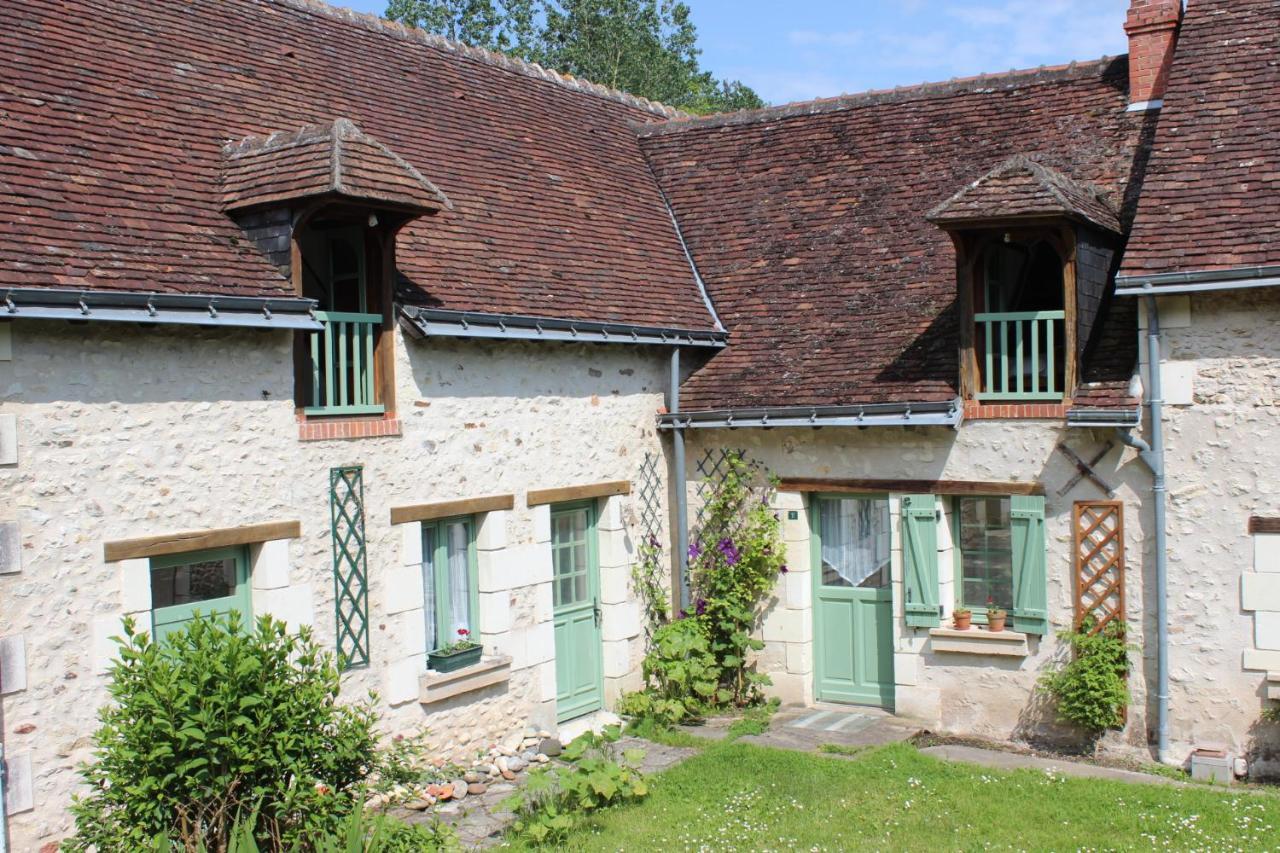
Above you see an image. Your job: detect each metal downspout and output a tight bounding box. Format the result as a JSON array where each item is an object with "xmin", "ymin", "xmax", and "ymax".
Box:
[
  {"xmin": 1118, "ymin": 296, "xmax": 1170, "ymax": 764},
  {"xmin": 1, "ymin": 742, "xmax": 8, "ymax": 853},
  {"xmin": 671, "ymin": 348, "xmax": 690, "ymax": 611}
]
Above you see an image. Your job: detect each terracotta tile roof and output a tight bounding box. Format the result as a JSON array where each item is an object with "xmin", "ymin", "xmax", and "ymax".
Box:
[
  {"xmin": 928, "ymin": 154, "xmax": 1122, "ymax": 235},
  {"xmin": 642, "ymin": 60, "xmax": 1155, "ymax": 411},
  {"xmin": 1071, "ymin": 295, "xmax": 1140, "ymax": 411},
  {"xmin": 0, "ymin": 0, "xmax": 715, "ymax": 330},
  {"xmin": 1120, "ymin": 0, "xmax": 1280, "ymax": 281},
  {"xmin": 221, "ymin": 119, "xmax": 450, "ymax": 214}
]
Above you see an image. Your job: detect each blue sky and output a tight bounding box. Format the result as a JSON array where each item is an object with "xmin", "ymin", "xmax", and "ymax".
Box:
[{"xmin": 335, "ymin": 1, "xmax": 1130, "ymax": 104}]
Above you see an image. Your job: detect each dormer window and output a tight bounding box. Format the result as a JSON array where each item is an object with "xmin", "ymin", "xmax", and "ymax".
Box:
[
  {"xmin": 927, "ymin": 155, "xmax": 1123, "ymax": 409},
  {"xmin": 219, "ymin": 119, "xmax": 450, "ymax": 431},
  {"xmin": 298, "ymin": 221, "xmax": 383, "ymax": 416},
  {"xmin": 974, "ymin": 235, "xmax": 1067, "ymax": 401}
]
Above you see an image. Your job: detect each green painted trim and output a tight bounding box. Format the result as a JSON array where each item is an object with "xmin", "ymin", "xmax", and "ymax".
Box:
[
  {"xmin": 421, "ymin": 515, "xmax": 480, "ymax": 652},
  {"xmin": 150, "ymin": 545, "xmax": 251, "ymax": 639},
  {"xmin": 810, "ymin": 493, "xmax": 895, "ymax": 709},
  {"xmin": 902, "ymin": 494, "xmax": 941, "ymax": 628},
  {"xmin": 551, "ymin": 500, "xmax": 604, "ymax": 722}
]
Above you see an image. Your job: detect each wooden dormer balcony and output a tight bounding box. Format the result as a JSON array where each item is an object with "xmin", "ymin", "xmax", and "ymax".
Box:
[
  {"xmin": 974, "ymin": 309, "xmax": 1066, "ymax": 401},
  {"xmin": 305, "ymin": 310, "xmax": 385, "ymax": 417}
]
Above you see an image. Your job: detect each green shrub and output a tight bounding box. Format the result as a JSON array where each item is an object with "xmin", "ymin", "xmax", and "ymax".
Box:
[
  {"xmin": 1263, "ymin": 704, "xmax": 1280, "ymax": 725},
  {"xmin": 1038, "ymin": 620, "xmax": 1131, "ymax": 736},
  {"xmin": 619, "ymin": 617, "xmax": 721, "ymax": 726},
  {"xmin": 502, "ymin": 726, "xmax": 647, "ymax": 846},
  {"xmin": 64, "ymin": 612, "xmax": 381, "ymax": 852}
]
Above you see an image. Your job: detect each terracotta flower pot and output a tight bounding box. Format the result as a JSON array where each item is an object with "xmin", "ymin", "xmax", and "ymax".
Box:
[
  {"xmin": 987, "ymin": 613, "xmax": 1007, "ymax": 632},
  {"xmin": 953, "ymin": 611, "xmax": 972, "ymax": 630}
]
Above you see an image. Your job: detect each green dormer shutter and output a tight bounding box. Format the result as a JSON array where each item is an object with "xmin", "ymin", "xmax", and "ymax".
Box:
[
  {"xmin": 1010, "ymin": 495, "xmax": 1048, "ymax": 635},
  {"xmin": 902, "ymin": 495, "xmax": 940, "ymax": 628}
]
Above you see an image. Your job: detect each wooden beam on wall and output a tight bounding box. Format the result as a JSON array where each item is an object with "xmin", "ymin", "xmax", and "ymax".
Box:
[
  {"xmin": 526, "ymin": 480, "xmax": 631, "ymax": 507},
  {"xmin": 778, "ymin": 478, "xmax": 1045, "ymax": 496},
  {"xmin": 104, "ymin": 520, "xmax": 302, "ymax": 563},
  {"xmin": 1249, "ymin": 517, "xmax": 1280, "ymax": 535},
  {"xmin": 389, "ymin": 494, "xmax": 515, "ymax": 525}
]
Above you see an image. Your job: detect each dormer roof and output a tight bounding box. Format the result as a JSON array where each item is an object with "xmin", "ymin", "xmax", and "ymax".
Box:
[
  {"xmin": 220, "ymin": 119, "xmax": 450, "ymax": 215},
  {"xmin": 927, "ymin": 155, "xmax": 1122, "ymax": 234}
]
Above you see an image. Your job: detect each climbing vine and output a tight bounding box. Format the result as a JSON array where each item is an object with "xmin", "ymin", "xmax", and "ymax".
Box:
[{"xmin": 620, "ymin": 451, "xmax": 785, "ymax": 724}]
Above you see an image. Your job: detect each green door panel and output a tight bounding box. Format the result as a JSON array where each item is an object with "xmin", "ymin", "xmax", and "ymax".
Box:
[
  {"xmin": 551, "ymin": 502, "xmax": 604, "ymax": 722},
  {"xmin": 811, "ymin": 496, "xmax": 895, "ymax": 709}
]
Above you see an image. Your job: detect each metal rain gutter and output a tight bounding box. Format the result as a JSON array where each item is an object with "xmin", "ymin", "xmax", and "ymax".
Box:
[
  {"xmin": 1, "ymin": 287, "xmax": 321, "ymax": 330},
  {"xmin": 400, "ymin": 306, "xmax": 727, "ymax": 349},
  {"xmin": 1065, "ymin": 407, "xmax": 1142, "ymax": 429},
  {"xmin": 1116, "ymin": 264, "xmax": 1280, "ymax": 297},
  {"xmin": 658, "ymin": 400, "xmax": 963, "ymax": 430}
]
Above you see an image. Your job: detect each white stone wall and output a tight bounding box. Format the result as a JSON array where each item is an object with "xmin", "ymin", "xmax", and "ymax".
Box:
[
  {"xmin": 0, "ymin": 321, "xmax": 662, "ymax": 848},
  {"xmin": 1144, "ymin": 290, "xmax": 1280, "ymax": 769},
  {"xmin": 692, "ymin": 419, "xmax": 1154, "ymax": 749}
]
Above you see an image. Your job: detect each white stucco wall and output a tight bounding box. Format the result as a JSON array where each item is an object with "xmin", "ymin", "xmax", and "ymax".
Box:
[{"xmin": 0, "ymin": 320, "xmax": 664, "ymax": 848}]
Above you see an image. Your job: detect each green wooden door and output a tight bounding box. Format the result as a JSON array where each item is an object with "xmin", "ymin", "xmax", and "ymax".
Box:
[
  {"xmin": 150, "ymin": 546, "xmax": 251, "ymax": 642},
  {"xmin": 812, "ymin": 496, "xmax": 895, "ymax": 708},
  {"xmin": 551, "ymin": 502, "xmax": 604, "ymax": 722}
]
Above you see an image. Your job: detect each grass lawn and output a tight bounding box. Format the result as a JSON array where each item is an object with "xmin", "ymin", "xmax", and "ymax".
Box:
[{"xmin": 538, "ymin": 742, "xmax": 1279, "ymax": 851}]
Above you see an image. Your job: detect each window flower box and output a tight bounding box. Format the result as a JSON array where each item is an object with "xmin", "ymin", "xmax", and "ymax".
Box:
[{"xmin": 428, "ymin": 644, "xmax": 482, "ymax": 672}]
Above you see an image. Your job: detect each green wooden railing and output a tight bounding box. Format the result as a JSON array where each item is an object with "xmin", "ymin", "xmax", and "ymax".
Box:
[
  {"xmin": 307, "ymin": 311, "xmax": 384, "ymax": 416},
  {"xmin": 975, "ymin": 310, "xmax": 1066, "ymax": 401}
]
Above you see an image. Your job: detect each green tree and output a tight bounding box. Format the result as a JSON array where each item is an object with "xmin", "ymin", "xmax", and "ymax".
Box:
[
  {"xmin": 385, "ymin": 0, "xmax": 541, "ymax": 57},
  {"xmin": 385, "ymin": 0, "xmax": 764, "ymax": 114}
]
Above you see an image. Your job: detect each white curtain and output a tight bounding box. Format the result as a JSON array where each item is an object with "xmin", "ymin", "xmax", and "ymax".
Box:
[
  {"xmin": 447, "ymin": 521, "xmax": 472, "ymax": 637},
  {"xmin": 819, "ymin": 498, "xmax": 890, "ymax": 587}
]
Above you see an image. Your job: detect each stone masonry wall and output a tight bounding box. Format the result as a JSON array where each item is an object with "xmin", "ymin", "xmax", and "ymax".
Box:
[
  {"xmin": 0, "ymin": 320, "xmax": 663, "ymax": 849},
  {"xmin": 687, "ymin": 420, "xmax": 1156, "ymax": 751},
  {"xmin": 1147, "ymin": 290, "xmax": 1280, "ymax": 771}
]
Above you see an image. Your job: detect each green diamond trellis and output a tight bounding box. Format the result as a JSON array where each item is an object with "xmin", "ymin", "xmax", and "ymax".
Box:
[
  {"xmin": 329, "ymin": 465, "xmax": 370, "ymax": 670},
  {"xmin": 638, "ymin": 452, "xmax": 664, "ymax": 544}
]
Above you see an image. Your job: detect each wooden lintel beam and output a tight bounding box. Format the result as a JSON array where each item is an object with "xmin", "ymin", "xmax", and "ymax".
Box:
[
  {"xmin": 1249, "ymin": 517, "xmax": 1280, "ymax": 535},
  {"xmin": 104, "ymin": 520, "xmax": 302, "ymax": 563},
  {"xmin": 390, "ymin": 494, "xmax": 515, "ymax": 525},
  {"xmin": 777, "ymin": 478, "xmax": 1044, "ymax": 496},
  {"xmin": 526, "ymin": 480, "xmax": 631, "ymax": 507}
]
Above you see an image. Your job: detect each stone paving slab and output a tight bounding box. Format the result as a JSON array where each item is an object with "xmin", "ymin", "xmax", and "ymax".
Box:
[
  {"xmin": 920, "ymin": 744, "xmax": 1185, "ymax": 786},
  {"xmin": 738, "ymin": 707, "xmax": 920, "ymax": 753}
]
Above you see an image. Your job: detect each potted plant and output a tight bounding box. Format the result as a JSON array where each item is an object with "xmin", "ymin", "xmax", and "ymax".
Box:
[
  {"xmin": 428, "ymin": 627, "xmax": 482, "ymax": 672},
  {"xmin": 986, "ymin": 603, "xmax": 1007, "ymax": 632},
  {"xmin": 953, "ymin": 607, "xmax": 972, "ymax": 630}
]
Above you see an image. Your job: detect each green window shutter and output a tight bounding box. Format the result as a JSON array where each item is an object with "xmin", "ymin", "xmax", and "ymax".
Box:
[
  {"xmin": 1010, "ymin": 494, "xmax": 1048, "ymax": 635},
  {"xmin": 902, "ymin": 494, "xmax": 940, "ymax": 628}
]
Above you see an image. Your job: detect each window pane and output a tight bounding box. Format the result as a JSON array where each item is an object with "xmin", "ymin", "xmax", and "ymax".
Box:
[
  {"xmin": 150, "ymin": 557, "xmax": 236, "ymax": 608},
  {"xmin": 958, "ymin": 497, "xmax": 1014, "ymax": 610},
  {"xmin": 422, "ymin": 525, "xmax": 438, "ymax": 649},
  {"xmin": 557, "ymin": 577, "xmax": 573, "ymax": 607},
  {"xmin": 818, "ymin": 497, "xmax": 890, "ymax": 589},
  {"xmin": 446, "ymin": 521, "xmax": 472, "ymax": 637},
  {"xmin": 574, "ymin": 573, "xmax": 587, "ymax": 603}
]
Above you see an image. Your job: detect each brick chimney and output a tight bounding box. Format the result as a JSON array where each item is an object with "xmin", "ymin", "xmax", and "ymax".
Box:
[{"xmin": 1124, "ymin": 0, "xmax": 1183, "ymax": 109}]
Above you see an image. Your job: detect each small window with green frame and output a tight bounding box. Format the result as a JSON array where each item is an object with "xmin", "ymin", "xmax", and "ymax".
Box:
[
  {"xmin": 420, "ymin": 516, "xmax": 479, "ymax": 653},
  {"xmin": 150, "ymin": 546, "xmax": 251, "ymax": 641},
  {"xmin": 953, "ymin": 496, "xmax": 1014, "ymax": 618}
]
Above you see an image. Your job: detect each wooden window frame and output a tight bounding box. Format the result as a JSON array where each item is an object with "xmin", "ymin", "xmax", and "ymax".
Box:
[
  {"xmin": 952, "ymin": 222, "xmax": 1078, "ymax": 404},
  {"xmin": 149, "ymin": 545, "xmax": 252, "ymax": 640},
  {"xmin": 291, "ymin": 205, "xmax": 401, "ymax": 426},
  {"xmin": 952, "ymin": 495, "xmax": 1014, "ymax": 621},
  {"xmin": 420, "ymin": 515, "xmax": 480, "ymax": 654}
]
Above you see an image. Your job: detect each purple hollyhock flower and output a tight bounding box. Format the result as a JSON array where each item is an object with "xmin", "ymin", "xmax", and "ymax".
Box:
[{"xmin": 695, "ymin": 598, "xmax": 707, "ymax": 616}]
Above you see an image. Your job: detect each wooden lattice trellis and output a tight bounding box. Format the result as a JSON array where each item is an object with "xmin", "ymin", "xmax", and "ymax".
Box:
[{"xmin": 1072, "ymin": 500, "xmax": 1126, "ymax": 635}]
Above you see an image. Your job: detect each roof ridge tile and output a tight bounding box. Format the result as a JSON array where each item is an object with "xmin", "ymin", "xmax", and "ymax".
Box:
[
  {"xmin": 638, "ymin": 56, "xmax": 1126, "ymax": 136},
  {"xmin": 269, "ymin": 0, "xmax": 687, "ymax": 120}
]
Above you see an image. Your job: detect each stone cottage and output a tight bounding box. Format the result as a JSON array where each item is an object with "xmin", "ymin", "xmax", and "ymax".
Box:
[{"xmin": 0, "ymin": 0, "xmax": 1277, "ymax": 846}]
